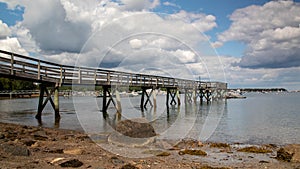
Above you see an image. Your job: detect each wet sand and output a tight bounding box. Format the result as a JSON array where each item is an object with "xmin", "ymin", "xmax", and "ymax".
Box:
[{"xmin": 0, "ymin": 122, "xmax": 299, "ymax": 169}]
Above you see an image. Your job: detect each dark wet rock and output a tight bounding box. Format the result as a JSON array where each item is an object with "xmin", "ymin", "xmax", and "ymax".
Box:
[
  {"xmin": 120, "ymin": 163, "xmax": 139, "ymax": 169},
  {"xmin": 4, "ymin": 131, "xmax": 17, "ymax": 141},
  {"xmin": 22, "ymin": 125, "xmax": 29, "ymax": 129},
  {"xmin": 44, "ymin": 148, "xmax": 64, "ymax": 154},
  {"xmin": 75, "ymin": 134, "xmax": 90, "ymax": 141},
  {"xmin": 0, "ymin": 143, "xmax": 30, "ymax": 156},
  {"xmin": 178, "ymin": 149, "xmax": 207, "ymax": 156},
  {"xmin": 277, "ymin": 148, "xmax": 293, "ymax": 162},
  {"xmin": 59, "ymin": 159, "xmax": 83, "ymax": 168},
  {"xmin": 32, "ymin": 130, "xmax": 49, "ymax": 141},
  {"xmin": 264, "ymin": 144, "xmax": 278, "ymax": 149},
  {"xmin": 110, "ymin": 156, "xmax": 124, "ymax": 165},
  {"xmin": 259, "ymin": 160, "xmax": 269, "ymax": 163},
  {"xmin": 22, "ymin": 139, "xmax": 36, "ymax": 146},
  {"xmin": 33, "ymin": 134, "xmax": 48, "ymax": 141},
  {"xmin": 237, "ymin": 146, "xmax": 272, "ymax": 153},
  {"xmin": 0, "ymin": 133, "xmax": 5, "ymax": 139},
  {"xmin": 108, "ymin": 118, "xmax": 156, "ymax": 147},
  {"xmin": 115, "ymin": 118, "xmax": 156, "ymax": 138},
  {"xmin": 174, "ymin": 138, "xmax": 203, "ymax": 149},
  {"xmin": 277, "ymin": 144, "xmax": 300, "ymax": 162}
]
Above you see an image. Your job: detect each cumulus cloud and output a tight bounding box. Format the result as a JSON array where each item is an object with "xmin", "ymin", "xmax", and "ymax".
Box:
[
  {"xmin": 218, "ymin": 0, "xmax": 300, "ymax": 69},
  {"xmin": 1, "ymin": 0, "xmax": 299, "ymax": 89},
  {"xmin": 21, "ymin": 0, "xmax": 91, "ymax": 54},
  {"xmin": 0, "ymin": 20, "xmax": 11, "ymax": 39},
  {"xmin": 169, "ymin": 10, "xmax": 217, "ymax": 32},
  {"xmin": 0, "ymin": 37, "xmax": 28, "ymax": 55},
  {"xmin": 129, "ymin": 39, "xmax": 146, "ymax": 49},
  {"xmin": 171, "ymin": 49, "xmax": 196, "ymax": 63},
  {"xmin": 0, "ymin": 0, "xmax": 224, "ymax": 83}
]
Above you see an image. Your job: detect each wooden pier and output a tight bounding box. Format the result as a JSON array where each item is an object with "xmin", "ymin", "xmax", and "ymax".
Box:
[{"xmin": 0, "ymin": 50, "xmax": 227, "ymax": 120}]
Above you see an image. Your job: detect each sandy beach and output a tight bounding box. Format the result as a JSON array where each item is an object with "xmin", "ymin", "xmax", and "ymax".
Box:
[{"xmin": 0, "ymin": 122, "xmax": 299, "ymax": 169}]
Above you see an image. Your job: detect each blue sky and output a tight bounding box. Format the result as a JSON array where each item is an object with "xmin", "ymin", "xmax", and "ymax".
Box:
[
  {"xmin": 0, "ymin": 3, "xmax": 23, "ymax": 26},
  {"xmin": 0, "ymin": 0, "xmax": 300, "ymax": 90}
]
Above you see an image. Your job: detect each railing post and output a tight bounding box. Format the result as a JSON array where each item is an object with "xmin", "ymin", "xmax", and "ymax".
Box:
[
  {"xmin": 177, "ymin": 88, "xmax": 181, "ymax": 106},
  {"xmin": 107, "ymin": 72, "xmax": 110, "ymax": 85},
  {"xmin": 37, "ymin": 61, "xmax": 41, "ymax": 80},
  {"xmin": 60, "ymin": 66, "xmax": 63, "ymax": 85},
  {"xmin": 130, "ymin": 74, "xmax": 132, "ymax": 85},
  {"xmin": 120, "ymin": 73, "xmax": 123, "ymax": 85},
  {"xmin": 94, "ymin": 70, "xmax": 97, "ymax": 85},
  {"xmin": 78, "ymin": 68, "xmax": 81, "ymax": 84},
  {"xmin": 10, "ymin": 54, "xmax": 14, "ymax": 75}
]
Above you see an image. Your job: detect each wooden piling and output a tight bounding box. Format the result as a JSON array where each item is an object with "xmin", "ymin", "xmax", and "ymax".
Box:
[
  {"xmin": 115, "ymin": 90, "xmax": 122, "ymax": 113},
  {"xmin": 153, "ymin": 89, "xmax": 157, "ymax": 110},
  {"xmin": 176, "ymin": 89, "xmax": 181, "ymax": 106},
  {"xmin": 140, "ymin": 88, "xmax": 145, "ymax": 111},
  {"xmin": 102, "ymin": 86, "xmax": 108, "ymax": 118},
  {"xmin": 54, "ymin": 84, "xmax": 60, "ymax": 119}
]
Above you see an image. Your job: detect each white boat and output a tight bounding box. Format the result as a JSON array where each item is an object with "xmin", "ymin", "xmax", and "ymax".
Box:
[{"xmin": 226, "ymin": 91, "xmax": 246, "ymax": 99}]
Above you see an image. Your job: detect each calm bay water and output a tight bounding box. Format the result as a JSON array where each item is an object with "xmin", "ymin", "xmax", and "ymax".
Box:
[{"xmin": 0, "ymin": 92, "xmax": 299, "ymax": 145}]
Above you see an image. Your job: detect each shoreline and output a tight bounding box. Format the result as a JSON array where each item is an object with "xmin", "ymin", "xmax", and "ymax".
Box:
[{"xmin": 0, "ymin": 122, "xmax": 299, "ymax": 168}]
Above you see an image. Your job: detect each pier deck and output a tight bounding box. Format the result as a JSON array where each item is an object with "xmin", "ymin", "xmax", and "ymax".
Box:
[{"xmin": 0, "ymin": 50, "xmax": 227, "ymax": 119}]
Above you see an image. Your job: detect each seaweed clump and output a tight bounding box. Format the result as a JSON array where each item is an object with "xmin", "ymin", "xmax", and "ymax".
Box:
[{"xmin": 237, "ymin": 146, "xmax": 272, "ymax": 153}]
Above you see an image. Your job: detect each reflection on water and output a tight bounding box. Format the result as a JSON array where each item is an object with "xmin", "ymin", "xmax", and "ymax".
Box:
[{"xmin": 0, "ymin": 92, "xmax": 299, "ymax": 144}]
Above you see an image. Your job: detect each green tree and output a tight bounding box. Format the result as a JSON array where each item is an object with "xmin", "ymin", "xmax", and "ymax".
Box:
[{"xmin": 0, "ymin": 78, "xmax": 36, "ymax": 90}]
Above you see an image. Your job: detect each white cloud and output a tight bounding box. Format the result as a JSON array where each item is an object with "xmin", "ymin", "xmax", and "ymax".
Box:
[
  {"xmin": 163, "ymin": 1, "xmax": 180, "ymax": 8},
  {"xmin": 129, "ymin": 39, "xmax": 146, "ymax": 49},
  {"xmin": 212, "ymin": 55, "xmax": 300, "ymax": 90},
  {"xmin": 169, "ymin": 10, "xmax": 217, "ymax": 32},
  {"xmin": 0, "ymin": 37, "xmax": 28, "ymax": 55},
  {"xmin": 0, "ymin": 20, "xmax": 11, "ymax": 39},
  {"xmin": 218, "ymin": 0, "xmax": 300, "ymax": 69},
  {"xmin": 1, "ymin": 0, "xmax": 300, "ymax": 89},
  {"xmin": 10, "ymin": 22, "xmax": 39, "ymax": 53},
  {"xmin": 119, "ymin": 0, "xmax": 160, "ymax": 11},
  {"xmin": 171, "ymin": 49, "xmax": 196, "ymax": 63}
]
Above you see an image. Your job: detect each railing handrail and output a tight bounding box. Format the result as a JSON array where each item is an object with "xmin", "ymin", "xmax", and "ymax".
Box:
[{"xmin": 0, "ymin": 49, "xmax": 227, "ymax": 89}]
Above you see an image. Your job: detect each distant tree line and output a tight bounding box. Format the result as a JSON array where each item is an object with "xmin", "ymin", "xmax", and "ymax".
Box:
[
  {"xmin": 0, "ymin": 78, "xmax": 36, "ymax": 90},
  {"xmin": 231, "ymin": 88, "xmax": 287, "ymax": 92}
]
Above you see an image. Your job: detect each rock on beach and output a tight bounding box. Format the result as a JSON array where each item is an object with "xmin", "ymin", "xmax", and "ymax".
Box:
[
  {"xmin": 0, "ymin": 143, "xmax": 30, "ymax": 156},
  {"xmin": 277, "ymin": 144, "xmax": 300, "ymax": 162},
  {"xmin": 115, "ymin": 118, "xmax": 156, "ymax": 138},
  {"xmin": 108, "ymin": 118, "xmax": 157, "ymax": 147}
]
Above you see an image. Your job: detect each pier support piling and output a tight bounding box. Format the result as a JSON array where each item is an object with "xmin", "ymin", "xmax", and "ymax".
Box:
[
  {"xmin": 166, "ymin": 88, "xmax": 177, "ymax": 106},
  {"xmin": 36, "ymin": 83, "xmax": 60, "ymax": 119},
  {"xmin": 140, "ymin": 87, "xmax": 153, "ymax": 111},
  {"xmin": 176, "ymin": 89, "xmax": 181, "ymax": 106},
  {"xmin": 54, "ymin": 83, "xmax": 60, "ymax": 119},
  {"xmin": 115, "ymin": 90, "xmax": 122, "ymax": 113},
  {"xmin": 184, "ymin": 89, "xmax": 193, "ymax": 104},
  {"xmin": 153, "ymin": 89, "xmax": 157, "ymax": 111},
  {"xmin": 102, "ymin": 86, "xmax": 116, "ymax": 118}
]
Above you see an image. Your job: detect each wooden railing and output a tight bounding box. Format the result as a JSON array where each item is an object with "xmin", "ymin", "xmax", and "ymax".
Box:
[{"xmin": 0, "ymin": 50, "xmax": 226, "ymax": 89}]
